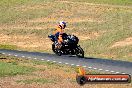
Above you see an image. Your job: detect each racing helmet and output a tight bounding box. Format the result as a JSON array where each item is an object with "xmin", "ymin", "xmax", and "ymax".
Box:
[{"xmin": 59, "ymin": 21, "xmax": 67, "ymax": 29}]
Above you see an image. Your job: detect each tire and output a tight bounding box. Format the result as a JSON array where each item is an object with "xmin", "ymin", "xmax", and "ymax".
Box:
[
  {"xmin": 52, "ymin": 43, "xmax": 62, "ymax": 56},
  {"xmin": 52, "ymin": 43, "xmax": 56, "ymax": 53},
  {"xmin": 76, "ymin": 75, "xmax": 87, "ymax": 85},
  {"xmin": 56, "ymin": 50, "xmax": 62, "ymax": 56},
  {"xmin": 76, "ymin": 46, "xmax": 84, "ymax": 58}
]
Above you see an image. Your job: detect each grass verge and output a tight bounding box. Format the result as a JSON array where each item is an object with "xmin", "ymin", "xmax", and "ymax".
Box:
[
  {"xmin": 0, "ymin": 44, "xmax": 17, "ymax": 50},
  {"xmin": 0, "ymin": 54, "xmax": 132, "ymax": 88},
  {"xmin": 0, "ymin": 61, "xmax": 35, "ymax": 77},
  {"xmin": 0, "ymin": 54, "xmax": 36, "ymax": 77}
]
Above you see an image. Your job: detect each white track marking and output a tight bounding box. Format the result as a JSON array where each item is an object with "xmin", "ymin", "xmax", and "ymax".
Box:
[
  {"xmin": 82, "ymin": 66, "xmax": 87, "ymax": 68},
  {"xmin": 5, "ymin": 54, "xmax": 122, "ymax": 74},
  {"xmin": 1, "ymin": 51, "xmax": 126, "ymax": 75},
  {"xmin": 14, "ymin": 55, "xmax": 18, "ymax": 57},
  {"xmin": 110, "ymin": 71, "xmax": 115, "ymax": 73},
  {"xmin": 8, "ymin": 54, "xmax": 11, "ymax": 55},
  {"xmin": 47, "ymin": 60, "xmax": 50, "ymax": 62},
  {"xmin": 34, "ymin": 58, "xmax": 37, "ymax": 60},
  {"xmin": 88, "ymin": 67, "xmax": 92, "ymax": 69},
  {"xmin": 99, "ymin": 69, "xmax": 103, "ymax": 71},
  {"xmin": 76, "ymin": 65, "xmax": 80, "ymax": 67},
  {"xmin": 93, "ymin": 68, "xmax": 97, "ymax": 70},
  {"xmin": 59, "ymin": 62, "xmax": 62, "ymax": 64},
  {"xmin": 0, "ymin": 51, "xmax": 128, "ymax": 75},
  {"xmin": 116, "ymin": 72, "xmax": 120, "ymax": 74},
  {"xmin": 105, "ymin": 70, "xmax": 109, "ymax": 72},
  {"xmin": 28, "ymin": 57, "xmax": 31, "ymax": 58},
  {"xmin": 17, "ymin": 50, "xmax": 21, "ymax": 51},
  {"xmin": 65, "ymin": 63, "xmax": 69, "ymax": 65},
  {"xmin": 41, "ymin": 59, "xmax": 44, "ymax": 60},
  {"xmin": 53, "ymin": 61, "xmax": 56, "ymax": 63},
  {"xmin": 71, "ymin": 64, "xmax": 74, "ymax": 66},
  {"xmin": 22, "ymin": 56, "xmax": 25, "ymax": 58}
]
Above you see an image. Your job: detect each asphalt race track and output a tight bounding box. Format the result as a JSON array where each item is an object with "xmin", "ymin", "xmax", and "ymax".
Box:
[{"xmin": 0, "ymin": 49, "xmax": 132, "ymax": 75}]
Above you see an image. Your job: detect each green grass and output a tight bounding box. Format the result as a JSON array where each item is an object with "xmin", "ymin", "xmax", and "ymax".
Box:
[
  {"xmin": 0, "ymin": 7, "xmax": 52, "ymax": 23},
  {"xmin": 0, "ymin": 44, "xmax": 17, "ymax": 50},
  {"xmin": 67, "ymin": 8, "xmax": 132, "ymax": 61},
  {"xmin": 0, "ymin": 54, "xmax": 37, "ymax": 77},
  {"xmin": 0, "ymin": 0, "xmax": 54, "ymax": 7},
  {"xmin": 0, "ymin": 0, "xmax": 54, "ymax": 23},
  {"xmin": 0, "ymin": 0, "xmax": 132, "ymax": 61},
  {"xmin": 0, "ymin": 28, "xmax": 51, "ymax": 37},
  {"xmin": 0, "ymin": 62, "xmax": 35, "ymax": 77},
  {"xmin": 70, "ymin": 0, "xmax": 132, "ymax": 6}
]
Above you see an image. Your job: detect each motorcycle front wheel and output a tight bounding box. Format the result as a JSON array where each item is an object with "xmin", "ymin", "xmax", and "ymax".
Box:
[
  {"xmin": 76, "ymin": 45, "xmax": 84, "ymax": 58},
  {"xmin": 52, "ymin": 43, "xmax": 62, "ymax": 56}
]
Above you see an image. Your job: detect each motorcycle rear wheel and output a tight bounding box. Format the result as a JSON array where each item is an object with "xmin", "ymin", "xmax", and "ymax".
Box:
[{"xmin": 52, "ymin": 43, "xmax": 56, "ymax": 53}]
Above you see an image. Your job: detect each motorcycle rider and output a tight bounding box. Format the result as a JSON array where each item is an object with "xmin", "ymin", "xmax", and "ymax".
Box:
[{"xmin": 53, "ymin": 21, "xmax": 67, "ymax": 49}]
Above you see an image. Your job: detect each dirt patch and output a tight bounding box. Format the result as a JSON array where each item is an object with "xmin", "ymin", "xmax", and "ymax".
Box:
[
  {"xmin": 28, "ymin": 17, "xmax": 57, "ymax": 23},
  {"xmin": 0, "ymin": 34, "xmax": 52, "ymax": 51},
  {"xmin": 111, "ymin": 37, "xmax": 132, "ymax": 48},
  {"xmin": 56, "ymin": 0, "xmax": 132, "ymax": 9},
  {"xmin": 0, "ymin": 23, "xmax": 47, "ymax": 30},
  {"xmin": 67, "ymin": 17, "xmax": 103, "ymax": 23},
  {"xmin": 72, "ymin": 32, "xmax": 101, "ymax": 41},
  {"xmin": 14, "ymin": 3, "xmax": 52, "ymax": 12},
  {"xmin": 29, "ymin": 15, "xmax": 103, "ymax": 23}
]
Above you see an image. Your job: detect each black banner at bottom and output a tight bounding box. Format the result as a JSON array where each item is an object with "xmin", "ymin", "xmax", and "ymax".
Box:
[{"xmin": 76, "ymin": 74, "xmax": 131, "ymax": 85}]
